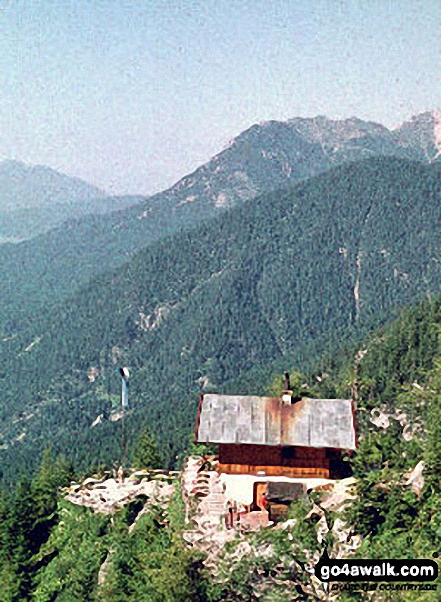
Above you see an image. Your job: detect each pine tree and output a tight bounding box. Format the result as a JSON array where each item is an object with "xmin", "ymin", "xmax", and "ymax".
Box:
[
  {"xmin": 32, "ymin": 448, "xmax": 74, "ymax": 552},
  {"xmin": 5, "ymin": 478, "xmax": 36, "ymax": 601},
  {"xmin": 131, "ymin": 427, "xmax": 162, "ymax": 469}
]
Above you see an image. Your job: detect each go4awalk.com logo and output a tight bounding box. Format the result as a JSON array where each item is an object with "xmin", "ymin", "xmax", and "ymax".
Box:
[{"xmin": 315, "ymin": 550, "xmax": 438, "ymax": 585}]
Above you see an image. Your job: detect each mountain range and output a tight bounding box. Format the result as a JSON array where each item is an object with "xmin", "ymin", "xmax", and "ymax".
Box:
[
  {"xmin": 1, "ymin": 155, "xmax": 441, "ymax": 480},
  {"xmin": 1, "ymin": 110, "xmax": 440, "ymax": 332},
  {"xmin": 0, "ymin": 160, "xmax": 143, "ymax": 242}
]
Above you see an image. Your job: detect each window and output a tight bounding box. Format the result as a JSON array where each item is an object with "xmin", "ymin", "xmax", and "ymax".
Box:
[{"xmin": 282, "ymin": 447, "xmax": 296, "ymax": 460}]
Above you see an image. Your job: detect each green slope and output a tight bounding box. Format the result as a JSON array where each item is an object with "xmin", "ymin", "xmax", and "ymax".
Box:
[
  {"xmin": 2, "ymin": 282, "xmax": 441, "ymax": 600},
  {"xmin": 0, "ymin": 195, "xmax": 145, "ymax": 243},
  {"xmin": 1, "ymin": 157, "xmax": 441, "ymax": 480}
]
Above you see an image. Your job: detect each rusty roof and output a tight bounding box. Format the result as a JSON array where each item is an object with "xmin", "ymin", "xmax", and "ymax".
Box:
[{"xmin": 196, "ymin": 395, "xmax": 356, "ymax": 450}]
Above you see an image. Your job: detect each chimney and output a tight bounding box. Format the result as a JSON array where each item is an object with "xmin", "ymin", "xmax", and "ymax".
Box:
[{"xmin": 282, "ymin": 372, "xmax": 293, "ymax": 405}]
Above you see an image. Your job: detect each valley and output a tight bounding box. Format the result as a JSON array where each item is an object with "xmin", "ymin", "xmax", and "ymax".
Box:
[{"xmin": 1, "ymin": 153, "xmax": 441, "ymax": 482}]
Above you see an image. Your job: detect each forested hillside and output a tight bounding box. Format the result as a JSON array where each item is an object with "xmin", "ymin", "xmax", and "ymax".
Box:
[
  {"xmin": 207, "ymin": 295, "xmax": 441, "ymax": 600},
  {"xmin": 1, "ymin": 111, "xmax": 439, "ymax": 331},
  {"xmin": 0, "ymin": 195, "xmax": 145, "ymax": 243},
  {"xmin": 1, "ymin": 293, "xmax": 440, "ymax": 600},
  {"xmin": 1, "ymin": 157, "xmax": 441, "ymax": 481}
]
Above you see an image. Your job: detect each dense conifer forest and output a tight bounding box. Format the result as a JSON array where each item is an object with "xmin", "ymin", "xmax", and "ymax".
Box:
[
  {"xmin": 1, "ymin": 157, "xmax": 441, "ymax": 482},
  {"xmin": 0, "ymin": 295, "xmax": 440, "ymax": 600}
]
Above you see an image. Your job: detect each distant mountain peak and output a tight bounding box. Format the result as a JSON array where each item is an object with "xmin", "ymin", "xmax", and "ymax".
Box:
[
  {"xmin": 145, "ymin": 109, "xmax": 441, "ymax": 224},
  {"xmin": 0, "ymin": 159, "xmax": 62, "ymax": 175},
  {"xmin": 0, "ymin": 159, "xmax": 107, "ymax": 190},
  {"xmin": 393, "ymin": 109, "xmax": 441, "ymax": 130},
  {"xmin": 432, "ymin": 109, "xmax": 441, "ymax": 158},
  {"xmin": 0, "ymin": 159, "xmax": 29, "ymax": 173},
  {"xmin": 0, "ymin": 159, "xmax": 144, "ymax": 241},
  {"xmin": 394, "ymin": 109, "xmax": 441, "ymax": 162},
  {"xmin": 0, "ymin": 160, "xmax": 107, "ymax": 214}
]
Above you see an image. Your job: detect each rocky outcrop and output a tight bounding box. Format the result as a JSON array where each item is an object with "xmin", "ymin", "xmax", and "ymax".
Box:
[
  {"xmin": 182, "ymin": 457, "xmax": 236, "ymax": 568},
  {"xmin": 65, "ymin": 469, "xmax": 176, "ymax": 514}
]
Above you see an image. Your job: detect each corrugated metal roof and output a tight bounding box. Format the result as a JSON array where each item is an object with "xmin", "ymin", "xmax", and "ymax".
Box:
[{"xmin": 196, "ymin": 395, "xmax": 356, "ymax": 450}]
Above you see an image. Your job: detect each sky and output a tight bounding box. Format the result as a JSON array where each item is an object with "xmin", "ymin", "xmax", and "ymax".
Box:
[{"xmin": 0, "ymin": 0, "xmax": 440, "ymax": 195}]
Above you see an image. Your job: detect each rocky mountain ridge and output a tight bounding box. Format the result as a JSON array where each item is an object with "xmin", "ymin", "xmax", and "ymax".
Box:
[
  {"xmin": 1, "ymin": 109, "xmax": 440, "ymax": 330},
  {"xmin": 137, "ymin": 109, "xmax": 441, "ymax": 213}
]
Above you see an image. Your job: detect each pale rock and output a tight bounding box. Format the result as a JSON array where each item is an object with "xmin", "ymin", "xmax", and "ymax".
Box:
[
  {"xmin": 320, "ymin": 477, "xmax": 357, "ymax": 512},
  {"xmin": 370, "ymin": 408, "xmax": 390, "ymax": 429},
  {"xmin": 91, "ymin": 414, "xmax": 103, "ymax": 428},
  {"xmin": 403, "ymin": 461, "xmax": 425, "ymax": 496},
  {"xmin": 316, "ymin": 515, "xmax": 329, "ymax": 544}
]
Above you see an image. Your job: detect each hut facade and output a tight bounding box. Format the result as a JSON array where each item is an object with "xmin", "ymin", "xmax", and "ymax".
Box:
[{"xmin": 195, "ymin": 393, "xmax": 356, "ymax": 479}]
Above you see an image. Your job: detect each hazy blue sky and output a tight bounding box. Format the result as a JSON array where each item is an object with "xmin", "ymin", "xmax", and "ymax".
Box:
[{"xmin": 1, "ymin": 0, "xmax": 440, "ymax": 195}]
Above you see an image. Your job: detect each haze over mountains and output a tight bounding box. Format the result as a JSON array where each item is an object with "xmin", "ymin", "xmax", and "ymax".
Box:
[
  {"xmin": 1, "ymin": 110, "xmax": 440, "ymax": 331},
  {"xmin": 2, "ymin": 110, "xmax": 440, "ymax": 240},
  {"xmin": 1, "ymin": 109, "xmax": 441, "ymax": 479},
  {"xmin": 0, "ymin": 160, "xmax": 107, "ymax": 211},
  {"xmin": 0, "ymin": 160, "xmax": 144, "ymax": 242}
]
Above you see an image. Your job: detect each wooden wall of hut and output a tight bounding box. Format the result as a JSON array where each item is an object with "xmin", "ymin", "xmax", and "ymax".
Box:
[{"xmin": 218, "ymin": 444, "xmax": 347, "ymax": 478}]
